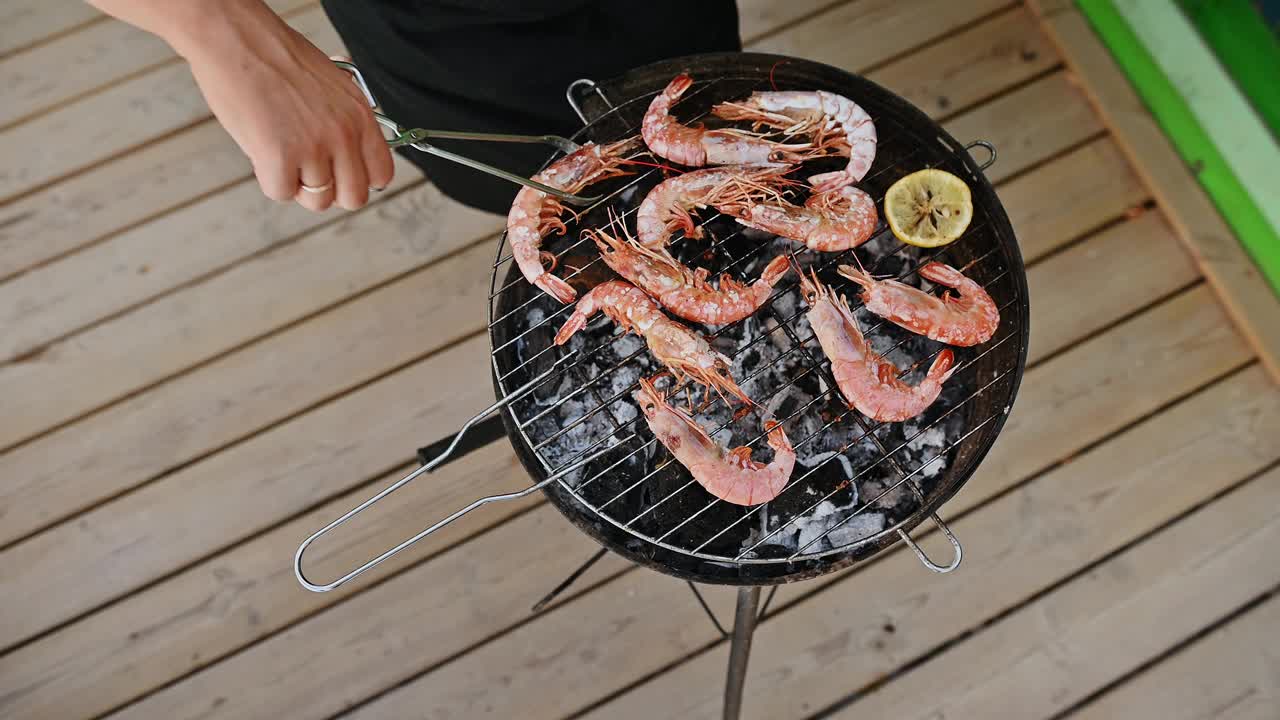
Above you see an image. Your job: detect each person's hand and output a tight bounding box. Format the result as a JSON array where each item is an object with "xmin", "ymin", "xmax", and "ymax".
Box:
[{"xmin": 165, "ymin": 0, "xmax": 394, "ymax": 211}]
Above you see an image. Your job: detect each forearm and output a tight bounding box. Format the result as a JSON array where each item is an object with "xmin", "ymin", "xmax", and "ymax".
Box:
[
  {"xmin": 86, "ymin": 0, "xmax": 393, "ymax": 211},
  {"xmin": 85, "ymin": 0, "xmax": 279, "ymax": 59}
]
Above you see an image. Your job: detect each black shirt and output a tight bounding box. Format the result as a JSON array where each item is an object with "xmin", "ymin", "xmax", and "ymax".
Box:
[{"xmin": 321, "ymin": 0, "xmax": 741, "ymax": 213}]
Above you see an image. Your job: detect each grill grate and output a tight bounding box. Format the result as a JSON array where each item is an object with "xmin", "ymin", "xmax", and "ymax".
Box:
[{"xmin": 488, "ymin": 65, "xmax": 1026, "ymax": 584}]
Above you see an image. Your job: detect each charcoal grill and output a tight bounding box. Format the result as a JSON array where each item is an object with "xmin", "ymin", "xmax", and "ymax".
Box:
[{"xmin": 295, "ymin": 52, "xmax": 1029, "ymax": 719}]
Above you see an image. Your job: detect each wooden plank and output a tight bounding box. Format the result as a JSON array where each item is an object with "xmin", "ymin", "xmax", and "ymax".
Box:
[
  {"xmin": 0, "ymin": 14, "xmax": 1081, "ymax": 536},
  {"xmin": 962, "ymin": 285, "xmax": 1247, "ymax": 508},
  {"xmin": 1026, "ymin": 210, "xmax": 1199, "ymax": 364},
  {"xmin": 0, "ymin": 155, "xmax": 418, "ymax": 364},
  {"xmin": 943, "ymin": 71, "xmax": 1102, "ymax": 184},
  {"xmin": 1029, "ymin": 0, "xmax": 1280, "ymax": 384},
  {"xmin": 753, "ymin": 0, "xmax": 1011, "ymax": 72},
  {"xmin": 0, "ymin": 120, "xmax": 250, "ymax": 281},
  {"xmin": 999, "ymin": 136, "xmax": 1149, "ymax": 262},
  {"xmin": 0, "ymin": 328, "xmax": 502, "ymax": 651},
  {"xmin": 1073, "ymin": 588, "xmax": 1280, "ymax": 720},
  {"xmin": 736, "ymin": 0, "xmax": 836, "ymax": 44},
  {"xmin": 0, "ymin": 180, "xmax": 502, "ymax": 457},
  {"xmin": 0, "ymin": 8, "xmax": 341, "ymax": 202},
  {"xmin": 866, "ymin": 5, "xmax": 1057, "ymax": 118},
  {"xmin": 0, "ymin": 0, "xmax": 314, "ymax": 129},
  {"xmin": 575, "ymin": 363, "xmax": 1279, "ymax": 720},
  {"xmin": 0, "ymin": 443, "xmax": 629, "ymax": 720},
  {"xmin": 0, "ymin": 0, "xmax": 99, "ymax": 58},
  {"xmin": 837, "ymin": 464, "xmax": 1280, "ymax": 720},
  {"xmin": 98, "ymin": 503, "xmax": 637, "ymax": 720},
  {"xmin": 112, "ymin": 286, "xmax": 1255, "ymax": 720},
  {"xmin": 0, "ymin": 236, "xmax": 509, "ymax": 640}
]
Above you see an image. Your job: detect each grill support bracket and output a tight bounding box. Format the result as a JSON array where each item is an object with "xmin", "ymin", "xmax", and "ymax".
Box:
[
  {"xmin": 898, "ymin": 512, "xmax": 964, "ymax": 573},
  {"xmin": 723, "ymin": 587, "xmax": 762, "ymax": 720}
]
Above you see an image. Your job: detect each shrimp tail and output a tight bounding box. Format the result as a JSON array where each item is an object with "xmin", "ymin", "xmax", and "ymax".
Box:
[
  {"xmin": 760, "ymin": 255, "xmax": 790, "ymax": 286},
  {"xmin": 836, "ymin": 262, "xmax": 874, "ymax": 291},
  {"xmin": 809, "ymin": 169, "xmax": 857, "ymax": 193},
  {"xmin": 667, "ymin": 73, "xmax": 694, "ymax": 99},
  {"xmin": 553, "ymin": 299, "xmax": 594, "ymax": 344},
  {"xmin": 928, "ymin": 349, "xmax": 957, "ymax": 383},
  {"xmin": 917, "ymin": 261, "xmax": 964, "ymax": 288},
  {"xmin": 762, "ymin": 419, "xmax": 792, "ymax": 453},
  {"xmin": 537, "ymin": 273, "xmax": 577, "ymax": 304}
]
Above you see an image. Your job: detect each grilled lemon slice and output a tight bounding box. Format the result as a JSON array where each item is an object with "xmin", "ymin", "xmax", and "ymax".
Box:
[{"xmin": 883, "ymin": 169, "xmax": 973, "ymax": 248}]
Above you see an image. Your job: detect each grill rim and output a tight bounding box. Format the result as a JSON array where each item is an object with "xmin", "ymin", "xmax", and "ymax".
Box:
[{"xmin": 489, "ymin": 51, "xmax": 1031, "ymax": 585}]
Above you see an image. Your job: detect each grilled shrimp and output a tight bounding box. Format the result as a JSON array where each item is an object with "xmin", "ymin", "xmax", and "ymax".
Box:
[
  {"xmin": 838, "ymin": 261, "xmax": 999, "ymax": 346},
  {"xmin": 635, "ymin": 377, "xmax": 794, "ymax": 506},
  {"xmin": 737, "ymin": 185, "xmax": 878, "ymax": 252},
  {"xmin": 554, "ymin": 280, "xmax": 751, "ymax": 405},
  {"xmin": 591, "ymin": 222, "xmax": 790, "ymax": 326},
  {"xmin": 636, "ymin": 165, "xmax": 795, "ymax": 249},
  {"xmin": 796, "ymin": 263, "xmax": 955, "ymax": 422},
  {"xmin": 713, "ymin": 90, "xmax": 876, "ymax": 192},
  {"xmin": 507, "ymin": 137, "xmax": 637, "ymax": 303},
  {"xmin": 642, "ymin": 74, "xmax": 824, "ymax": 167}
]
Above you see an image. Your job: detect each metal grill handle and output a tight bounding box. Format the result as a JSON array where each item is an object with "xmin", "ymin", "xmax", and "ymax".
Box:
[
  {"xmin": 964, "ymin": 140, "xmax": 997, "ymax": 171},
  {"xmin": 565, "ymin": 78, "xmax": 614, "ymax": 125},
  {"xmin": 897, "ymin": 512, "xmax": 963, "ymax": 573},
  {"xmin": 293, "ymin": 358, "xmax": 597, "ymax": 592}
]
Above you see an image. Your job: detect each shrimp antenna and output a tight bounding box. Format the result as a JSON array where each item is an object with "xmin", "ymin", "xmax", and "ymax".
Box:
[{"xmin": 849, "ymin": 249, "xmax": 868, "ymax": 276}]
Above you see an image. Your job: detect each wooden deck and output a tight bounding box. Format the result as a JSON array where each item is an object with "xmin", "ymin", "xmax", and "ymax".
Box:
[{"xmin": 1, "ymin": 2, "xmax": 1276, "ymax": 719}]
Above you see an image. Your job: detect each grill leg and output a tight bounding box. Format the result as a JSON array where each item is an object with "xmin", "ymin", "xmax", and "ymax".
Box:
[{"xmin": 722, "ymin": 586, "xmax": 762, "ymax": 720}]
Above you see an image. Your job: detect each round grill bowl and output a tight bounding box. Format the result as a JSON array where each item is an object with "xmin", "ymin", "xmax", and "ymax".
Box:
[{"xmin": 488, "ymin": 52, "xmax": 1030, "ymax": 585}]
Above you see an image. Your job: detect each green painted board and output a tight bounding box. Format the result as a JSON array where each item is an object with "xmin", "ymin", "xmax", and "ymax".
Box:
[
  {"xmin": 1112, "ymin": 0, "xmax": 1280, "ymax": 238},
  {"xmin": 1178, "ymin": 0, "xmax": 1280, "ymax": 140},
  {"xmin": 1077, "ymin": 0, "xmax": 1280, "ymax": 297}
]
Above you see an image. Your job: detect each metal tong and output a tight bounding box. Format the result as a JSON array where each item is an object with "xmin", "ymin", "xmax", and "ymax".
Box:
[{"xmin": 334, "ymin": 60, "xmax": 601, "ymax": 206}]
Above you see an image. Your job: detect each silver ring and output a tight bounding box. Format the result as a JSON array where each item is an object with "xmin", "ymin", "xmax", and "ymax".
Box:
[{"xmin": 299, "ymin": 181, "xmax": 334, "ymax": 194}]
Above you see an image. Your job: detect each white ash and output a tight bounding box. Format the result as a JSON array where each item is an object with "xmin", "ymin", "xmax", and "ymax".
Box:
[
  {"xmin": 825, "ymin": 512, "xmax": 886, "ymax": 547},
  {"xmin": 787, "ymin": 500, "xmax": 885, "ymax": 553},
  {"xmin": 860, "ymin": 476, "xmax": 909, "ymax": 510},
  {"xmin": 611, "ymin": 398, "xmax": 638, "ymax": 426},
  {"xmin": 609, "ymin": 331, "xmax": 646, "ymax": 358},
  {"xmin": 902, "ymin": 423, "xmax": 949, "ymax": 479},
  {"xmin": 797, "ymin": 450, "xmax": 856, "ymax": 487},
  {"xmin": 525, "ymin": 306, "xmax": 547, "ymax": 329}
]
